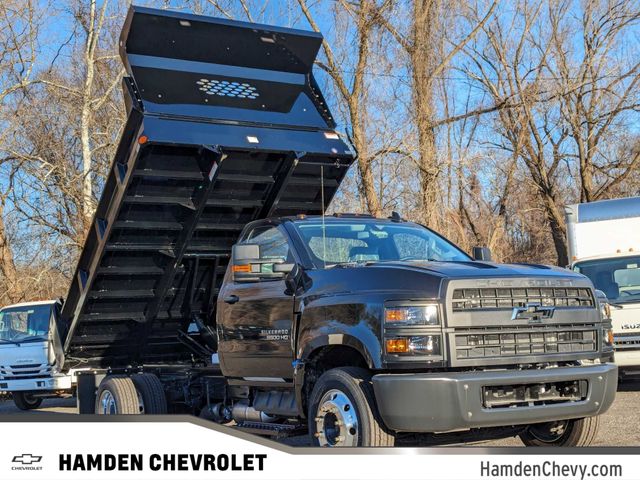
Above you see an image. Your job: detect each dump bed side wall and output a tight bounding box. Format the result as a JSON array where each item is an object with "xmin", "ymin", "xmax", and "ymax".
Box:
[{"xmin": 61, "ymin": 7, "xmax": 355, "ymax": 370}]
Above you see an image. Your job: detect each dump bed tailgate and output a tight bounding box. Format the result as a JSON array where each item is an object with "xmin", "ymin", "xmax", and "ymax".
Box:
[{"xmin": 61, "ymin": 6, "xmax": 354, "ymax": 369}]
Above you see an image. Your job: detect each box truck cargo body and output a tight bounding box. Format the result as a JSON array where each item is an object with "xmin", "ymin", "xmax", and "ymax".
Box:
[{"xmin": 566, "ymin": 197, "xmax": 640, "ymax": 371}]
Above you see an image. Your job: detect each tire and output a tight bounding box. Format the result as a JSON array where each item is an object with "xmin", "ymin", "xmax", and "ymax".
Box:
[
  {"xmin": 13, "ymin": 392, "xmax": 43, "ymax": 410},
  {"xmin": 131, "ymin": 373, "xmax": 167, "ymax": 414},
  {"xmin": 308, "ymin": 367, "xmax": 395, "ymax": 447},
  {"xmin": 95, "ymin": 376, "xmax": 141, "ymax": 414},
  {"xmin": 519, "ymin": 417, "xmax": 600, "ymax": 446}
]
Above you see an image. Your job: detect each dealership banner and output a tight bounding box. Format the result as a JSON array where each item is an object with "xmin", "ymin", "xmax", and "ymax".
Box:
[{"xmin": 0, "ymin": 418, "xmax": 635, "ymax": 480}]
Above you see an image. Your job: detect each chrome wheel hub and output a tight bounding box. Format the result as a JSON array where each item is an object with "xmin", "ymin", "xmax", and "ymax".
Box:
[
  {"xmin": 314, "ymin": 389, "xmax": 358, "ymax": 447},
  {"xmin": 98, "ymin": 390, "xmax": 117, "ymax": 414}
]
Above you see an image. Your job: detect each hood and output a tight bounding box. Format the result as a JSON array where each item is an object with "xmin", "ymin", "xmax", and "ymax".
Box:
[{"xmin": 375, "ymin": 260, "xmax": 585, "ymax": 280}]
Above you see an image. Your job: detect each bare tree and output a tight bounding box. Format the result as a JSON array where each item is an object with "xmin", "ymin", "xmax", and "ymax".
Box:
[
  {"xmin": 465, "ymin": 0, "xmax": 572, "ymax": 265},
  {"xmin": 549, "ymin": 0, "xmax": 640, "ymax": 202},
  {"xmin": 0, "ymin": 0, "xmax": 40, "ymax": 302},
  {"xmin": 40, "ymin": 0, "xmax": 125, "ymax": 230},
  {"xmin": 298, "ymin": 0, "xmax": 390, "ymax": 217},
  {"xmin": 377, "ymin": 0, "xmax": 496, "ymax": 228},
  {"xmin": 8, "ymin": 0, "xmax": 125, "ymax": 252}
]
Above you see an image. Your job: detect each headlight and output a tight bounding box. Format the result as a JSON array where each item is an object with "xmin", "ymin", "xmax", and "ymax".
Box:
[
  {"xmin": 594, "ymin": 290, "xmax": 611, "ymax": 320},
  {"xmin": 603, "ymin": 327, "xmax": 614, "ymax": 348},
  {"xmin": 384, "ymin": 305, "xmax": 439, "ymax": 326},
  {"xmin": 599, "ymin": 301, "xmax": 611, "ymax": 320},
  {"xmin": 386, "ymin": 335, "xmax": 442, "ymax": 355}
]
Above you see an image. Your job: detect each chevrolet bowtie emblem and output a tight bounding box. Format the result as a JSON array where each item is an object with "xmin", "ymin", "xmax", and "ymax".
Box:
[
  {"xmin": 511, "ymin": 303, "xmax": 555, "ymax": 323},
  {"xmin": 12, "ymin": 454, "xmax": 42, "ymax": 465}
]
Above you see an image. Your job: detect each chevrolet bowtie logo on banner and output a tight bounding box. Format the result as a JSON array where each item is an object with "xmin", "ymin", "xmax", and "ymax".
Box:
[{"xmin": 12, "ymin": 454, "xmax": 42, "ymax": 465}]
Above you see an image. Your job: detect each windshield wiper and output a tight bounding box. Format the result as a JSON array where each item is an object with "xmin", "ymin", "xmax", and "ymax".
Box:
[
  {"xmin": 0, "ymin": 336, "xmax": 47, "ymax": 344},
  {"xmin": 12, "ymin": 337, "xmax": 47, "ymax": 344}
]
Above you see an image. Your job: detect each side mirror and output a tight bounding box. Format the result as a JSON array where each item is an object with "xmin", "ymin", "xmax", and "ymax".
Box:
[
  {"xmin": 472, "ymin": 246, "xmax": 492, "ymax": 261},
  {"xmin": 233, "ymin": 244, "xmax": 260, "ymax": 262},
  {"xmin": 231, "ymin": 243, "xmax": 291, "ymax": 282},
  {"xmin": 273, "ymin": 263, "xmax": 295, "ymax": 273}
]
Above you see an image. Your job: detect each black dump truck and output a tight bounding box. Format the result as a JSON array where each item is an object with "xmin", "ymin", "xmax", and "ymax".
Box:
[{"xmin": 61, "ymin": 6, "xmax": 617, "ymax": 447}]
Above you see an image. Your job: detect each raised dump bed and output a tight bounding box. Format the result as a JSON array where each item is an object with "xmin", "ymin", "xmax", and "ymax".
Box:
[{"xmin": 61, "ymin": 6, "xmax": 354, "ymax": 369}]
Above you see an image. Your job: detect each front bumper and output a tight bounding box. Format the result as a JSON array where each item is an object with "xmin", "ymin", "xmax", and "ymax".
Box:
[
  {"xmin": 372, "ymin": 363, "xmax": 617, "ymax": 433},
  {"xmin": 0, "ymin": 375, "xmax": 72, "ymax": 392},
  {"xmin": 614, "ymin": 349, "xmax": 640, "ymax": 369}
]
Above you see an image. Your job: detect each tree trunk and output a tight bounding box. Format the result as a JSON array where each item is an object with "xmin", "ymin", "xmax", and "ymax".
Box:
[
  {"xmin": 411, "ymin": 0, "xmax": 441, "ymax": 228},
  {"xmin": 351, "ymin": 0, "xmax": 381, "ymax": 217},
  {"xmin": 541, "ymin": 192, "xmax": 569, "ymax": 266},
  {"xmin": 0, "ymin": 203, "xmax": 18, "ymax": 302}
]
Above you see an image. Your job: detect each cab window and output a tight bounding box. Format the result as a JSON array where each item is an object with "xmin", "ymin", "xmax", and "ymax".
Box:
[{"xmin": 243, "ymin": 225, "xmax": 290, "ymax": 262}]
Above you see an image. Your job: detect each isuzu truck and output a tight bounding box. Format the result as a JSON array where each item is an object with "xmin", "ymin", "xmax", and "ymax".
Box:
[
  {"xmin": 566, "ymin": 196, "xmax": 640, "ymax": 374},
  {"xmin": 0, "ymin": 300, "xmax": 75, "ymax": 409},
  {"xmin": 60, "ymin": 6, "xmax": 617, "ymax": 447}
]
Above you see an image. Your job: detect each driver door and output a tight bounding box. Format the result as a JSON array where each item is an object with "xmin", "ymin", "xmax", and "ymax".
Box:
[{"xmin": 218, "ymin": 224, "xmax": 296, "ymax": 381}]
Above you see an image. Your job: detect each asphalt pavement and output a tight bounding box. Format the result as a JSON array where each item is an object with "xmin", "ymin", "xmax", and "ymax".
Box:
[{"xmin": 1, "ymin": 379, "xmax": 638, "ymax": 447}]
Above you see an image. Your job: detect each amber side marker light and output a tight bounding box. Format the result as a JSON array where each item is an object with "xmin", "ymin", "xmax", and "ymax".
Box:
[
  {"xmin": 232, "ymin": 265, "xmax": 251, "ymax": 273},
  {"xmin": 386, "ymin": 338, "xmax": 410, "ymax": 354},
  {"xmin": 138, "ymin": 135, "xmax": 149, "ymax": 145}
]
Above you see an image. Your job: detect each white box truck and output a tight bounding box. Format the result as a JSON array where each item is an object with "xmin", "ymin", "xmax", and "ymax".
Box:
[
  {"xmin": 0, "ymin": 300, "xmax": 77, "ymax": 409},
  {"xmin": 566, "ymin": 197, "xmax": 640, "ymax": 373}
]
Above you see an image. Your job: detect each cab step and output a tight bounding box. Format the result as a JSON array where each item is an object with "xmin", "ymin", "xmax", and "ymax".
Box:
[{"xmin": 234, "ymin": 421, "xmax": 307, "ymax": 439}]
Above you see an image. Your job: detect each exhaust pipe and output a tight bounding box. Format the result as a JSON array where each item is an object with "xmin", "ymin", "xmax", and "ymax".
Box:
[{"xmin": 231, "ymin": 400, "xmax": 277, "ymax": 423}]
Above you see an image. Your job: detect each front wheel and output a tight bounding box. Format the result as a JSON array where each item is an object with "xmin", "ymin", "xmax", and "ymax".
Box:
[
  {"xmin": 308, "ymin": 367, "xmax": 395, "ymax": 447},
  {"xmin": 519, "ymin": 417, "xmax": 599, "ymax": 446},
  {"xmin": 13, "ymin": 392, "xmax": 43, "ymax": 410}
]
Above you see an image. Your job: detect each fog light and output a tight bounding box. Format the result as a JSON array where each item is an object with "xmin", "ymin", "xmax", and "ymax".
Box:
[
  {"xmin": 385, "ymin": 336, "xmax": 442, "ymax": 356},
  {"xmin": 386, "ymin": 338, "xmax": 409, "ymax": 353}
]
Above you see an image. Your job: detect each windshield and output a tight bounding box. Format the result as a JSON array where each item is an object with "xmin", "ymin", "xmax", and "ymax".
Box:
[
  {"xmin": 0, "ymin": 304, "xmax": 52, "ymax": 343},
  {"xmin": 574, "ymin": 256, "xmax": 640, "ymax": 304},
  {"xmin": 293, "ymin": 220, "xmax": 470, "ymax": 268}
]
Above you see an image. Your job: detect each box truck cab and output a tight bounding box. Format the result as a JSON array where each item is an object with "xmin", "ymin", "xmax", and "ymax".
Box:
[
  {"xmin": 0, "ymin": 300, "xmax": 75, "ymax": 409},
  {"xmin": 566, "ymin": 197, "xmax": 640, "ymax": 373}
]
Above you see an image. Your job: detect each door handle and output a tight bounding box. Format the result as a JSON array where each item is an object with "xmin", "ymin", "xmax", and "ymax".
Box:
[{"xmin": 223, "ymin": 295, "xmax": 240, "ymax": 304}]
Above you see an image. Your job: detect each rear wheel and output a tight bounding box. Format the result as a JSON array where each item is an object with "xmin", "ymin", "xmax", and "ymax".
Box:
[
  {"xmin": 519, "ymin": 417, "xmax": 599, "ymax": 446},
  {"xmin": 13, "ymin": 392, "xmax": 43, "ymax": 410},
  {"xmin": 308, "ymin": 367, "xmax": 395, "ymax": 447},
  {"xmin": 95, "ymin": 376, "xmax": 141, "ymax": 414},
  {"xmin": 131, "ymin": 373, "xmax": 167, "ymax": 414}
]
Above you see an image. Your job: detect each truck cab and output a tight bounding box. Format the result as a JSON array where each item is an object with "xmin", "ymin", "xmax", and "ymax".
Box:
[
  {"xmin": 214, "ymin": 215, "xmax": 617, "ymax": 446},
  {"xmin": 0, "ymin": 300, "xmax": 74, "ymax": 409},
  {"xmin": 566, "ymin": 197, "xmax": 640, "ymax": 374}
]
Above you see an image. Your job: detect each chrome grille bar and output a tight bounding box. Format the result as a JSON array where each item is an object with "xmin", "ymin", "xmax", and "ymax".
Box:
[
  {"xmin": 454, "ymin": 324, "xmax": 598, "ymax": 359},
  {"xmin": 452, "ymin": 287, "xmax": 594, "ymax": 311}
]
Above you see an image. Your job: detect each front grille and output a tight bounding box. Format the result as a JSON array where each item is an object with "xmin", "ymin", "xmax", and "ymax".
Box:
[
  {"xmin": 0, "ymin": 363, "xmax": 51, "ymax": 380},
  {"xmin": 454, "ymin": 324, "xmax": 598, "ymax": 359},
  {"xmin": 9, "ymin": 363, "xmax": 41, "ymax": 369},
  {"xmin": 452, "ymin": 287, "xmax": 594, "ymax": 311},
  {"xmin": 614, "ymin": 333, "xmax": 640, "ymax": 351}
]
